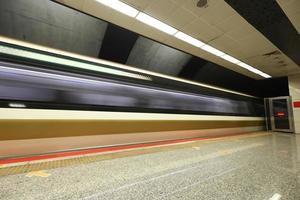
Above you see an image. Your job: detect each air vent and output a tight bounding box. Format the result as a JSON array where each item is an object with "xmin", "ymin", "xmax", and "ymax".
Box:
[{"xmin": 197, "ymin": 0, "xmax": 208, "ymax": 8}]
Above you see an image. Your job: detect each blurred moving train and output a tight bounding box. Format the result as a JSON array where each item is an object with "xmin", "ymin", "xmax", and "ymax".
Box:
[
  {"xmin": 0, "ymin": 37, "xmax": 265, "ymax": 158},
  {"xmin": 0, "ymin": 61, "xmax": 262, "ymax": 115}
]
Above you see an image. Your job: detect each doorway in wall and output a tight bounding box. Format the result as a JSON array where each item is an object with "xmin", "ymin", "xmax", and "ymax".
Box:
[{"xmin": 264, "ymin": 96, "xmax": 294, "ymax": 133}]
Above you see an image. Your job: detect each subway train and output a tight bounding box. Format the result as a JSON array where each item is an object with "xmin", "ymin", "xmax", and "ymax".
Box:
[{"xmin": 0, "ymin": 37, "xmax": 265, "ymax": 158}]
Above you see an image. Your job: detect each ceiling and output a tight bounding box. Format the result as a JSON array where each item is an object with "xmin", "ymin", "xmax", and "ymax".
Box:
[
  {"xmin": 55, "ymin": 0, "xmax": 300, "ymax": 79},
  {"xmin": 277, "ymin": 0, "xmax": 300, "ymax": 34}
]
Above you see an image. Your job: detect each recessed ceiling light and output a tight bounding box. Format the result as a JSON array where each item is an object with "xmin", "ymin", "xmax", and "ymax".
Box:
[
  {"xmin": 136, "ymin": 12, "xmax": 178, "ymax": 35},
  {"xmin": 221, "ymin": 54, "xmax": 241, "ymax": 64},
  {"xmin": 258, "ymin": 72, "xmax": 271, "ymax": 78},
  {"xmin": 95, "ymin": 0, "xmax": 139, "ymax": 17},
  {"xmin": 201, "ymin": 45, "xmax": 225, "ymax": 57},
  {"xmin": 238, "ymin": 62, "xmax": 252, "ymax": 70},
  {"xmin": 174, "ymin": 32, "xmax": 205, "ymax": 47},
  {"xmin": 238, "ymin": 62, "xmax": 271, "ymax": 78}
]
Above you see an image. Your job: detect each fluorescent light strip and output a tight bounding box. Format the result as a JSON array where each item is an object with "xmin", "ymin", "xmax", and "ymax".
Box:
[
  {"xmin": 0, "ymin": 45, "xmax": 151, "ymax": 81},
  {"xmin": 94, "ymin": 0, "xmax": 271, "ymax": 79},
  {"xmin": 201, "ymin": 45, "xmax": 225, "ymax": 57},
  {"xmin": 200, "ymin": 45, "xmax": 271, "ymax": 78},
  {"xmin": 221, "ymin": 54, "xmax": 241, "ymax": 64},
  {"xmin": 95, "ymin": 0, "xmax": 139, "ymax": 17},
  {"xmin": 174, "ymin": 32, "xmax": 205, "ymax": 47},
  {"xmin": 258, "ymin": 72, "xmax": 271, "ymax": 78},
  {"xmin": 238, "ymin": 62, "xmax": 271, "ymax": 78},
  {"xmin": 240, "ymin": 63, "xmax": 261, "ymax": 74},
  {"xmin": 136, "ymin": 12, "xmax": 178, "ymax": 35},
  {"xmin": 238, "ymin": 62, "xmax": 254, "ymax": 71}
]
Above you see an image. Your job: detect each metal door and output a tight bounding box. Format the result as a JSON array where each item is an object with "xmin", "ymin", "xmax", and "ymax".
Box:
[{"xmin": 264, "ymin": 96, "xmax": 294, "ymax": 133}]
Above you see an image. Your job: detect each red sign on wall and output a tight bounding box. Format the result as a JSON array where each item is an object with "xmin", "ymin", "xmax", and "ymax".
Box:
[{"xmin": 293, "ymin": 101, "xmax": 300, "ymax": 108}]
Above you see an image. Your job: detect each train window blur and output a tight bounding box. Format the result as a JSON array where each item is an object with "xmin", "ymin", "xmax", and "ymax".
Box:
[{"xmin": 0, "ymin": 59, "xmax": 263, "ymax": 116}]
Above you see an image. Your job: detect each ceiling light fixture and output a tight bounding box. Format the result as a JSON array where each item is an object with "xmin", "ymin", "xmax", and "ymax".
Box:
[
  {"xmin": 258, "ymin": 72, "xmax": 271, "ymax": 78},
  {"xmin": 238, "ymin": 62, "xmax": 271, "ymax": 78},
  {"xmin": 136, "ymin": 12, "xmax": 178, "ymax": 35},
  {"xmin": 96, "ymin": 0, "xmax": 271, "ymax": 79},
  {"xmin": 174, "ymin": 32, "xmax": 205, "ymax": 47},
  {"xmin": 221, "ymin": 54, "xmax": 241, "ymax": 64},
  {"xmin": 237, "ymin": 62, "xmax": 253, "ymax": 70},
  {"xmin": 95, "ymin": 0, "xmax": 139, "ymax": 17},
  {"xmin": 238, "ymin": 63, "xmax": 261, "ymax": 73},
  {"xmin": 201, "ymin": 44, "xmax": 225, "ymax": 57}
]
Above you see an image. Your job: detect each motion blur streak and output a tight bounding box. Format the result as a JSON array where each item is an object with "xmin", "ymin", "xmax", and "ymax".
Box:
[
  {"xmin": 0, "ymin": 61, "xmax": 264, "ymax": 157},
  {"xmin": 0, "ymin": 36, "xmax": 254, "ymax": 97},
  {"xmin": 0, "ymin": 45, "xmax": 151, "ymax": 81},
  {"xmin": 0, "ymin": 62, "xmax": 259, "ymax": 115}
]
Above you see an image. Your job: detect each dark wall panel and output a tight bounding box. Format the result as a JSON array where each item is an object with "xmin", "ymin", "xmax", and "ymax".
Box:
[
  {"xmin": 179, "ymin": 57, "xmax": 207, "ymax": 80},
  {"xmin": 99, "ymin": 24, "xmax": 138, "ymax": 64},
  {"xmin": 255, "ymin": 77, "xmax": 289, "ymax": 98},
  {"xmin": 126, "ymin": 37, "xmax": 192, "ymax": 76},
  {"xmin": 0, "ymin": 0, "xmax": 107, "ymax": 57}
]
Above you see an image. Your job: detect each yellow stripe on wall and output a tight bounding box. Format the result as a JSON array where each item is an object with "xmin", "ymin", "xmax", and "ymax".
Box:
[{"xmin": 0, "ymin": 119, "xmax": 264, "ymax": 140}]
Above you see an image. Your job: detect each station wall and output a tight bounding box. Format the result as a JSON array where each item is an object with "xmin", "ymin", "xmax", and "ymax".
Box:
[
  {"xmin": 0, "ymin": 0, "xmax": 290, "ymax": 97},
  {"xmin": 289, "ymin": 74, "xmax": 300, "ymax": 134}
]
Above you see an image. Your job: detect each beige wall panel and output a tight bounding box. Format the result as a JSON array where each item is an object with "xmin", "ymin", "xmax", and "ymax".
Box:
[
  {"xmin": 289, "ymin": 74, "xmax": 300, "ymax": 133},
  {"xmin": 0, "ymin": 119, "xmax": 264, "ymax": 140}
]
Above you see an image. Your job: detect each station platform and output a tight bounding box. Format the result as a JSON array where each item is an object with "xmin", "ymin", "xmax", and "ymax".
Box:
[{"xmin": 0, "ymin": 132, "xmax": 299, "ymax": 200}]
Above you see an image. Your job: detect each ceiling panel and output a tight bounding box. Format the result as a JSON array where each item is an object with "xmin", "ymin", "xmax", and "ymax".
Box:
[
  {"xmin": 200, "ymin": 0, "xmax": 234, "ymax": 26},
  {"xmin": 209, "ymin": 35, "xmax": 242, "ymax": 57},
  {"xmin": 122, "ymin": 0, "xmax": 151, "ymax": 11},
  {"xmin": 183, "ymin": 17, "xmax": 223, "ymax": 42},
  {"xmin": 55, "ymin": 0, "xmax": 300, "ymax": 79},
  {"xmin": 180, "ymin": 0, "xmax": 223, "ymax": 18},
  {"xmin": 226, "ymin": 0, "xmax": 300, "ymax": 70},
  {"xmin": 163, "ymin": 6, "xmax": 196, "ymax": 29},
  {"xmin": 144, "ymin": 0, "xmax": 178, "ymax": 19}
]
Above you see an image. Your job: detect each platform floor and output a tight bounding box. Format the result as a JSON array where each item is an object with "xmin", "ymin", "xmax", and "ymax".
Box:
[{"xmin": 0, "ymin": 132, "xmax": 299, "ymax": 200}]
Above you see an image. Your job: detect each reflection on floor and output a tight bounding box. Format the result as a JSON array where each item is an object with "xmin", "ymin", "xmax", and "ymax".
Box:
[{"xmin": 0, "ymin": 132, "xmax": 299, "ymax": 200}]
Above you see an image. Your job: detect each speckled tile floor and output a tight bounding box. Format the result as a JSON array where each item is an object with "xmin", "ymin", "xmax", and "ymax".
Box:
[{"xmin": 0, "ymin": 132, "xmax": 299, "ymax": 200}]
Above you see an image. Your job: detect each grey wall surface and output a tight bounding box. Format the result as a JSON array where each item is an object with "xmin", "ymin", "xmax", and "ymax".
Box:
[
  {"xmin": 0, "ymin": 0, "xmax": 107, "ymax": 57},
  {"xmin": 127, "ymin": 37, "xmax": 192, "ymax": 76}
]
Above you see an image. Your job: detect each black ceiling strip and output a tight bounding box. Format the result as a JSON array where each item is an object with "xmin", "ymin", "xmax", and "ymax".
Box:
[
  {"xmin": 225, "ymin": 0, "xmax": 300, "ymax": 67},
  {"xmin": 178, "ymin": 57, "xmax": 207, "ymax": 80},
  {"xmin": 98, "ymin": 24, "xmax": 139, "ymax": 64},
  {"xmin": 193, "ymin": 62, "xmax": 255, "ymax": 95}
]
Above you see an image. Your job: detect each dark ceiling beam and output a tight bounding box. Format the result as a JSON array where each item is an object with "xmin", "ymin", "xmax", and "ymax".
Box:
[
  {"xmin": 225, "ymin": 0, "xmax": 300, "ymax": 67},
  {"xmin": 178, "ymin": 57, "xmax": 207, "ymax": 80},
  {"xmin": 98, "ymin": 24, "xmax": 139, "ymax": 64}
]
